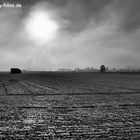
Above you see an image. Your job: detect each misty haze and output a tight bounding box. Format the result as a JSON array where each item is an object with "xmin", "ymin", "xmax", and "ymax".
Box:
[{"xmin": 0, "ymin": 0, "xmax": 140, "ymax": 139}]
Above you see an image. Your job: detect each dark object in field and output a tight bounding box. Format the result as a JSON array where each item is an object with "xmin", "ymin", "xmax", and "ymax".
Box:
[
  {"xmin": 100, "ymin": 65, "xmax": 106, "ymax": 73},
  {"xmin": 11, "ymin": 68, "xmax": 21, "ymax": 74}
]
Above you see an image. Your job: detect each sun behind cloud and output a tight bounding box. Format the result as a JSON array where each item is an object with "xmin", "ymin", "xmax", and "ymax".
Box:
[{"xmin": 25, "ymin": 10, "xmax": 59, "ymax": 45}]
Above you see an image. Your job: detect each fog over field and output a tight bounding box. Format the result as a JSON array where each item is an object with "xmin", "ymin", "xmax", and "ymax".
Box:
[
  {"xmin": 0, "ymin": 0, "xmax": 140, "ymax": 70},
  {"xmin": 1, "ymin": 1, "xmax": 140, "ymax": 139}
]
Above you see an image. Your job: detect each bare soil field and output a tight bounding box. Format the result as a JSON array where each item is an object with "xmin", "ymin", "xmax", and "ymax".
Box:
[{"xmin": 0, "ymin": 72, "xmax": 140, "ymax": 139}]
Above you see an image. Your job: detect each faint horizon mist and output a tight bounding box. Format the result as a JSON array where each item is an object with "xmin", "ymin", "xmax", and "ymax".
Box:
[{"xmin": 0, "ymin": 0, "xmax": 140, "ymax": 71}]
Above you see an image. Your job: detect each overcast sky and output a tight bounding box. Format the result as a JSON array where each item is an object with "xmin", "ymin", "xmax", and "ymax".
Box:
[{"xmin": 0, "ymin": 0, "xmax": 140, "ymax": 71}]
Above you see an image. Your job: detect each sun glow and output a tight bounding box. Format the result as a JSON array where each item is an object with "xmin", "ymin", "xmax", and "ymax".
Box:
[{"xmin": 26, "ymin": 10, "xmax": 59, "ymax": 45}]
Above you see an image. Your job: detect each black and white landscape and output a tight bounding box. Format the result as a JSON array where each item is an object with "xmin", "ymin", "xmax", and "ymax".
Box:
[{"xmin": 0, "ymin": 0, "xmax": 140, "ymax": 139}]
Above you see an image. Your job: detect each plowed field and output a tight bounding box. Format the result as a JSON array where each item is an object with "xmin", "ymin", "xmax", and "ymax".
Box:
[{"xmin": 0, "ymin": 72, "xmax": 140, "ymax": 139}]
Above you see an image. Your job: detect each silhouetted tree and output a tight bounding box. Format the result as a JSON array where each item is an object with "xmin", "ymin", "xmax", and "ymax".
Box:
[
  {"xmin": 100, "ymin": 65, "xmax": 106, "ymax": 73},
  {"xmin": 112, "ymin": 68, "xmax": 116, "ymax": 72}
]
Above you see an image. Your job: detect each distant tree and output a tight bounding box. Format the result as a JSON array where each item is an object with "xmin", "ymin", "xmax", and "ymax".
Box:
[
  {"xmin": 75, "ymin": 68, "xmax": 80, "ymax": 72},
  {"xmin": 100, "ymin": 65, "xmax": 106, "ymax": 73},
  {"xmin": 113, "ymin": 68, "xmax": 116, "ymax": 72},
  {"xmin": 106, "ymin": 67, "xmax": 109, "ymax": 72}
]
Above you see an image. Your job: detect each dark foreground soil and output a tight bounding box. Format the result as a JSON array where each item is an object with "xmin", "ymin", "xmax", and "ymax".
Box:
[{"xmin": 0, "ymin": 72, "xmax": 140, "ymax": 139}]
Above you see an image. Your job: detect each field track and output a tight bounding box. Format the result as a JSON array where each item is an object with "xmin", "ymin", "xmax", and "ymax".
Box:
[{"xmin": 0, "ymin": 72, "xmax": 140, "ymax": 139}]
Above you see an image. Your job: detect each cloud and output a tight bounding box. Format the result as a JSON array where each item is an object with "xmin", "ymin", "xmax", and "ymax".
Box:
[
  {"xmin": 0, "ymin": 0, "xmax": 140, "ymax": 71},
  {"xmin": 48, "ymin": 0, "xmax": 112, "ymax": 33},
  {"xmin": 106, "ymin": 0, "xmax": 140, "ymax": 33}
]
